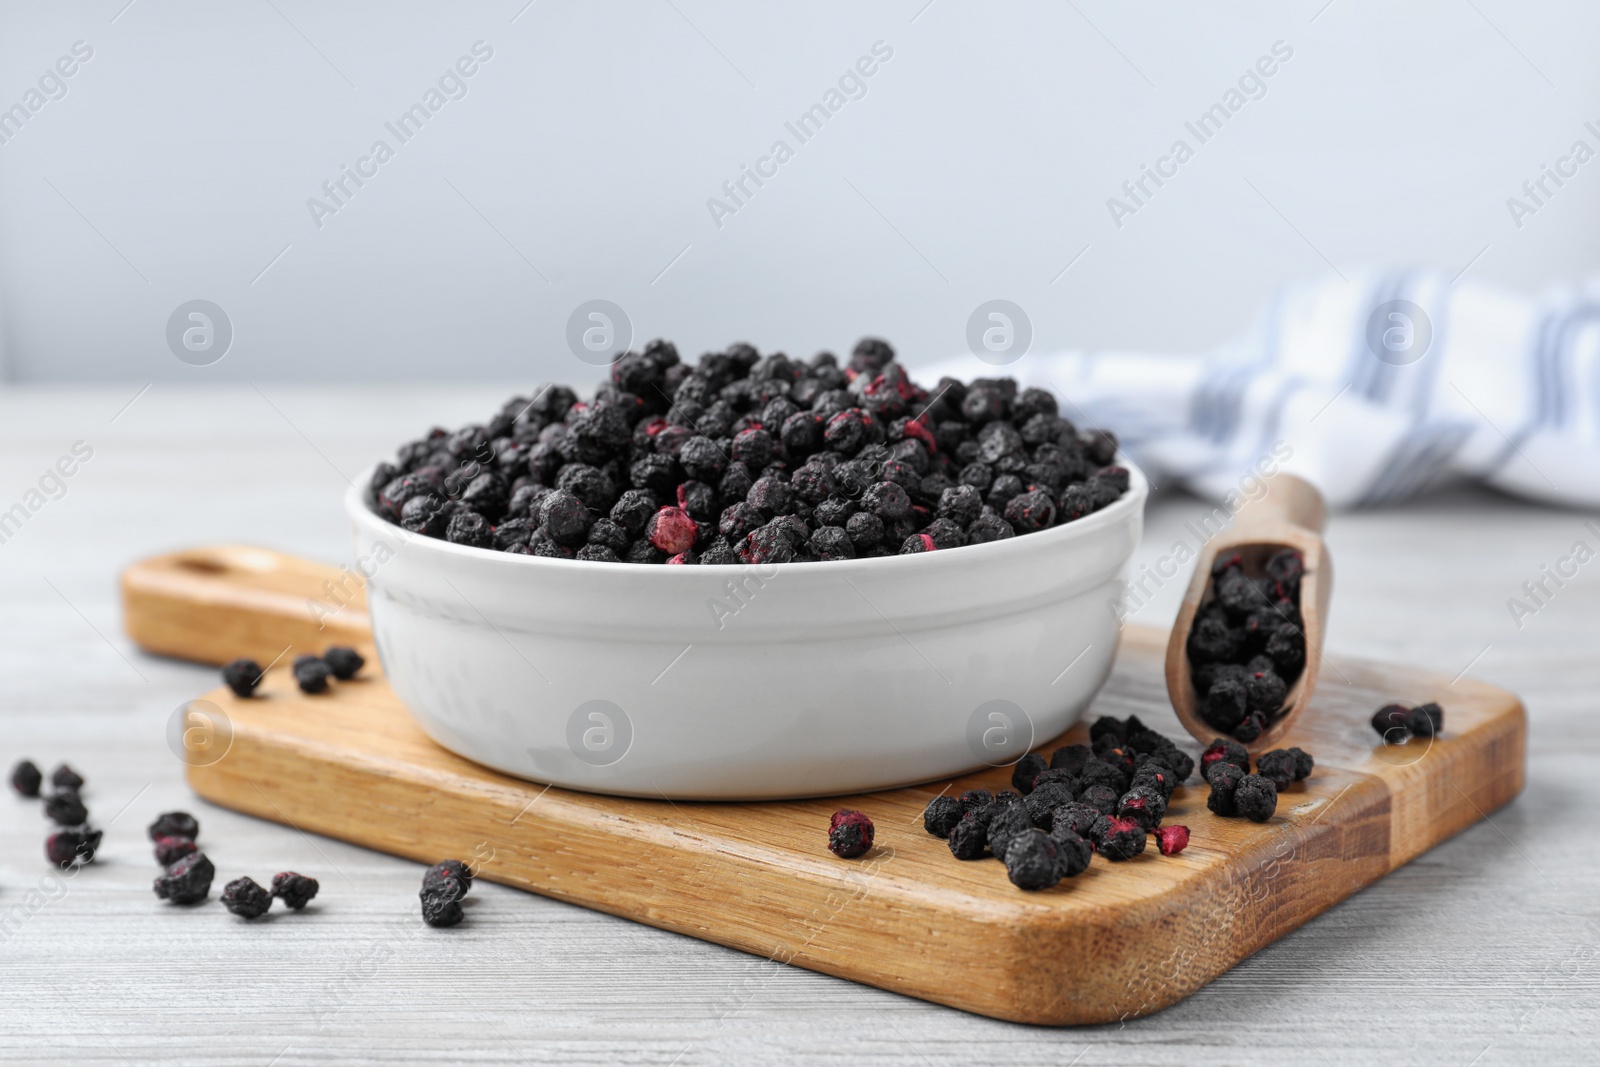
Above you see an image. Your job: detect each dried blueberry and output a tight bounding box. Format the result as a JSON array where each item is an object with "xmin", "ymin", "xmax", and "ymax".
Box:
[
  {"xmin": 323, "ymin": 647, "xmax": 365, "ymax": 680},
  {"xmin": 154, "ymin": 835, "xmax": 198, "ymax": 866},
  {"xmin": 10, "ymin": 759, "xmax": 42, "ymax": 797},
  {"xmin": 221, "ymin": 877, "xmax": 274, "ymax": 919},
  {"xmin": 828, "ymin": 809, "xmax": 875, "ymax": 858},
  {"xmin": 922, "ymin": 795, "xmax": 964, "ymax": 838},
  {"xmin": 271, "ymin": 871, "xmax": 321, "ymax": 910},
  {"xmin": 155, "ymin": 852, "xmax": 216, "ymax": 905},
  {"xmin": 1235, "ymin": 774, "xmax": 1278, "ymax": 822},
  {"xmin": 149, "ymin": 811, "xmax": 199, "ymax": 840},
  {"xmin": 293, "ymin": 655, "xmax": 332, "ymax": 694},
  {"xmin": 44, "ymin": 792, "xmax": 88, "ymax": 826},
  {"xmin": 1004, "ymin": 829, "xmax": 1063, "ymax": 890}
]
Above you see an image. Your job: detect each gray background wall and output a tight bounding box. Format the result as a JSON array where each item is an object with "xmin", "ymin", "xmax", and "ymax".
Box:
[{"xmin": 1, "ymin": 0, "xmax": 1596, "ymax": 383}]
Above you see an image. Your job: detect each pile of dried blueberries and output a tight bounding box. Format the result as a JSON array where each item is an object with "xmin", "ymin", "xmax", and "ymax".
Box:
[
  {"xmin": 367, "ymin": 338, "xmax": 1129, "ymax": 564},
  {"xmin": 1186, "ymin": 549, "xmax": 1308, "ymax": 742},
  {"xmin": 147, "ymin": 808, "xmax": 321, "ymax": 919},
  {"xmin": 11, "ymin": 760, "xmax": 103, "ymax": 869},
  {"xmin": 1199, "ymin": 738, "xmax": 1313, "ymax": 822},
  {"xmin": 920, "ymin": 716, "xmax": 1197, "ymax": 891}
]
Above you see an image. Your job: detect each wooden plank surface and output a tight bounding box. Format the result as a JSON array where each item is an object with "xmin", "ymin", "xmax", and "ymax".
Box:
[
  {"xmin": 2, "ymin": 385, "xmax": 1596, "ymax": 1065},
  {"xmin": 125, "ymin": 548, "xmax": 1524, "ymax": 1024}
]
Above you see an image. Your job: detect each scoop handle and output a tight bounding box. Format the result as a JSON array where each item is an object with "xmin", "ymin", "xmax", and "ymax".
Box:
[{"xmin": 1234, "ymin": 473, "xmax": 1326, "ymax": 534}]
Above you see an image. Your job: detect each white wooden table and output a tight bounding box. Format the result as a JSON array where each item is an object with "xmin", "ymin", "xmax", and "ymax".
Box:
[{"xmin": 2, "ymin": 384, "xmax": 1596, "ymax": 1066}]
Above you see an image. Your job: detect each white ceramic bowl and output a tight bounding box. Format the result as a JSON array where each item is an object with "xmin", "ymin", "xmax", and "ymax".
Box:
[{"xmin": 346, "ymin": 464, "xmax": 1146, "ymax": 799}]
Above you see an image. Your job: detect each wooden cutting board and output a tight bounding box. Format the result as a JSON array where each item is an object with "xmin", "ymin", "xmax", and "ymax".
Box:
[{"xmin": 121, "ymin": 546, "xmax": 1526, "ymax": 1026}]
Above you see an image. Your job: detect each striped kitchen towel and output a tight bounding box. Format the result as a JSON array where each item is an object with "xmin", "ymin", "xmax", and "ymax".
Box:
[{"xmin": 925, "ymin": 271, "xmax": 1600, "ymax": 509}]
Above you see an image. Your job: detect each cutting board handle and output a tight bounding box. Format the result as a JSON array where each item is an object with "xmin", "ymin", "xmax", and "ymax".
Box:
[{"xmin": 121, "ymin": 545, "xmax": 373, "ymax": 667}]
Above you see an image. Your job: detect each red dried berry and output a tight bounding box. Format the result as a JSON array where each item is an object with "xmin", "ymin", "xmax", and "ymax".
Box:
[
  {"xmin": 827, "ymin": 809, "xmax": 875, "ymax": 858},
  {"xmin": 1200, "ymin": 737, "xmax": 1250, "ymax": 776},
  {"xmin": 646, "ymin": 506, "xmax": 698, "ymax": 554},
  {"xmin": 271, "ymin": 871, "xmax": 321, "ymax": 910},
  {"xmin": 154, "ymin": 835, "xmax": 198, "ymax": 866},
  {"xmin": 1153, "ymin": 825, "xmax": 1190, "ymax": 856},
  {"xmin": 901, "ymin": 416, "xmax": 938, "ymax": 453},
  {"xmin": 46, "ymin": 827, "xmax": 101, "ymax": 868}
]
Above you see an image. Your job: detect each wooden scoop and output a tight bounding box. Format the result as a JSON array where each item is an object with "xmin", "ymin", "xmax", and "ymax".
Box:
[{"xmin": 1164, "ymin": 473, "xmax": 1332, "ymax": 752}]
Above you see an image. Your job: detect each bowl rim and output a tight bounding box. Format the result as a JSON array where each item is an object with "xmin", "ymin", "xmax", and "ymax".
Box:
[{"xmin": 346, "ymin": 457, "xmax": 1148, "ymax": 580}]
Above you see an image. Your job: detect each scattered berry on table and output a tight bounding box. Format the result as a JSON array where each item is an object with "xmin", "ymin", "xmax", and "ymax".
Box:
[
  {"xmin": 43, "ymin": 792, "xmax": 88, "ymax": 827},
  {"xmin": 10, "ymin": 759, "xmax": 42, "ymax": 797},
  {"xmin": 148, "ymin": 811, "xmax": 200, "ymax": 841},
  {"xmin": 828, "ymin": 809, "xmax": 875, "ymax": 859},
  {"xmin": 1153, "ymin": 825, "xmax": 1190, "ymax": 856},
  {"xmin": 293, "ymin": 655, "xmax": 333, "ymax": 694},
  {"xmin": 154, "ymin": 852, "xmax": 216, "ymax": 905},
  {"xmin": 424, "ymin": 859, "xmax": 474, "ymax": 896},
  {"xmin": 271, "ymin": 872, "xmax": 320, "ymax": 910},
  {"xmin": 222, "ymin": 658, "xmax": 264, "ymax": 697},
  {"xmin": 154, "ymin": 835, "xmax": 198, "ymax": 866},
  {"xmin": 50, "ymin": 764, "xmax": 84, "ymax": 791},
  {"xmin": 221, "ymin": 877, "xmax": 274, "ymax": 919},
  {"xmin": 365, "ymin": 339, "xmax": 1129, "ymax": 566},
  {"xmin": 419, "ymin": 862, "xmax": 469, "ymax": 928},
  {"xmin": 46, "ymin": 826, "xmax": 101, "ymax": 868},
  {"xmin": 323, "ymin": 646, "xmax": 365, "ymax": 680}
]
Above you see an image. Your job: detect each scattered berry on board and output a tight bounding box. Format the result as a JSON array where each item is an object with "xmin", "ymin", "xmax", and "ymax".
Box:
[
  {"xmin": 293, "ymin": 655, "xmax": 333, "ymax": 694},
  {"xmin": 322, "ymin": 646, "xmax": 365, "ymax": 680},
  {"xmin": 1153, "ymin": 825, "xmax": 1190, "ymax": 856},
  {"xmin": 1185, "ymin": 549, "xmax": 1308, "ymax": 742},
  {"xmin": 222, "ymin": 658, "xmax": 264, "ymax": 697},
  {"xmin": 1370, "ymin": 701, "xmax": 1443, "ymax": 743},
  {"xmin": 222, "ymin": 648, "xmax": 367, "ymax": 696},
  {"xmin": 828, "ymin": 809, "xmax": 875, "ymax": 859},
  {"xmin": 367, "ymin": 339, "xmax": 1130, "ymax": 565}
]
